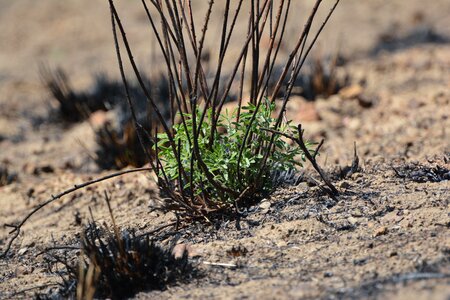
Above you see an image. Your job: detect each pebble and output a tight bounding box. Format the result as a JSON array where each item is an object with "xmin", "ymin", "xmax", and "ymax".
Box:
[
  {"xmin": 259, "ymin": 200, "xmax": 271, "ymax": 214},
  {"xmin": 15, "ymin": 265, "xmax": 33, "ymax": 276},
  {"xmin": 172, "ymin": 243, "xmax": 202, "ymax": 259},
  {"xmin": 297, "ymin": 182, "xmax": 309, "ymax": 193},
  {"xmin": 374, "ymin": 226, "xmax": 388, "ymax": 237},
  {"xmin": 17, "ymin": 247, "xmax": 28, "ymax": 256},
  {"xmin": 339, "ymin": 84, "xmax": 363, "ymax": 99},
  {"xmin": 351, "ymin": 209, "xmax": 363, "ymax": 217},
  {"xmin": 347, "ymin": 216, "xmax": 358, "ymax": 225}
]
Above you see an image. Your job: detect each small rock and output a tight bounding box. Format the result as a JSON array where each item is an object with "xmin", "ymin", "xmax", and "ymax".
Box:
[
  {"xmin": 18, "ymin": 247, "xmax": 28, "ymax": 256},
  {"xmin": 358, "ymin": 95, "xmax": 374, "ymax": 108},
  {"xmin": 351, "ymin": 209, "xmax": 363, "ymax": 217},
  {"xmin": 172, "ymin": 244, "xmax": 188, "ymax": 259},
  {"xmin": 15, "ymin": 265, "xmax": 31, "ymax": 276},
  {"xmin": 276, "ymin": 240, "xmax": 288, "ymax": 248},
  {"xmin": 172, "ymin": 243, "xmax": 202, "ymax": 259},
  {"xmin": 345, "ymin": 117, "xmax": 361, "ymax": 130},
  {"xmin": 89, "ymin": 110, "xmax": 108, "ymax": 128},
  {"xmin": 259, "ymin": 200, "xmax": 271, "ymax": 213},
  {"xmin": 296, "ymin": 102, "xmax": 320, "ymax": 122},
  {"xmin": 278, "ymin": 96, "xmax": 321, "ymax": 122},
  {"xmin": 399, "ymin": 218, "xmax": 413, "ymax": 228},
  {"xmin": 374, "ymin": 226, "xmax": 388, "ymax": 237},
  {"xmin": 347, "ymin": 216, "xmax": 358, "ymax": 225},
  {"xmin": 351, "ymin": 173, "xmax": 363, "ymax": 180},
  {"xmin": 297, "ymin": 182, "xmax": 309, "ymax": 192},
  {"xmin": 339, "ymin": 84, "xmax": 363, "ymax": 99},
  {"xmin": 26, "ymin": 188, "xmax": 35, "ymax": 198}
]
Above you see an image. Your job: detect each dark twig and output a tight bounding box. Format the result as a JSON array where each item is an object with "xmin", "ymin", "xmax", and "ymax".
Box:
[
  {"xmin": 0, "ymin": 167, "xmax": 152, "ymax": 259},
  {"xmin": 136, "ymin": 221, "xmax": 179, "ymax": 238},
  {"xmin": 313, "ymin": 139, "xmax": 324, "ymax": 159},
  {"xmin": 110, "ymin": 11, "xmax": 156, "ymax": 172},
  {"xmin": 262, "ymin": 125, "xmax": 339, "ymax": 197}
]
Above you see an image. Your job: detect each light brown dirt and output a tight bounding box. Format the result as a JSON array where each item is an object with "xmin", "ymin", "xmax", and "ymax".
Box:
[{"xmin": 0, "ymin": 1, "xmax": 449, "ymax": 299}]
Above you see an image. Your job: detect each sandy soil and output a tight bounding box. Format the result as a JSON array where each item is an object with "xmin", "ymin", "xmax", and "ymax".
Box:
[{"xmin": 0, "ymin": 1, "xmax": 449, "ymax": 299}]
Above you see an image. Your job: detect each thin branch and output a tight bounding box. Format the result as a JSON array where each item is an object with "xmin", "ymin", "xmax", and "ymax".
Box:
[
  {"xmin": 257, "ymin": 0, "xmax": 340, "ymax": 185},
  {"xmin": 108, "ymin": 0, "xmax": 174, "ymax": 144},
  {"xmin": 110, "ymin": 10, "xmax": 156, "ymax": 172},
  {"xmin": 269, "ymin": 0, "xmax": 322, "ymax": 101},
  {"xmin": 0, "ymin": 167, "xmax": 152, "ymax": 259},
  {"xmin": 262, "ymin": 125, "xmax": 339, "ymax": 197}
]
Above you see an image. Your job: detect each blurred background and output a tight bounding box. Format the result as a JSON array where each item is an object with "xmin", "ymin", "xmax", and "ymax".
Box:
[{"xmin": 0, "ymin": 0, "xmax": 449, "ymax": 173}]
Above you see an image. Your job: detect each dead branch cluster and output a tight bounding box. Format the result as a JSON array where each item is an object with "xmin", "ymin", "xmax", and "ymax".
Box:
[{"xmin": 107, "ymin": 0, "xmax": 340, "ymax": 217}]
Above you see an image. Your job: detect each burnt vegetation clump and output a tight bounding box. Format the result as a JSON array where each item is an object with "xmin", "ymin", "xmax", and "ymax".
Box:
[
  {"xmin": 93, "ymin": 73, "xmax": 171, "ymax": 170},
  {"xmin": 41, "ymin": 67, "xmax": 111, "ymax": 123},
  {"xmin": 42, "ymin": 66, "xmax": 173, "ymax": 169},
  {"xmin": 37, "ymin": 221, "xmax": 192, "ymax": 300},
  {"xmin": 393, "ymin": 162, "xmax": 450, "ymax": 183},
  {"xmin": 94, "ymin": 120, "xmax": 151, "ymax": 170},
  {"xmin": 271, "ymin": 52, "xmax": 349, "ymax": 100},
  {"xmin": 305, "ymin": 53, "xmax": 348, "ymax": 100}
]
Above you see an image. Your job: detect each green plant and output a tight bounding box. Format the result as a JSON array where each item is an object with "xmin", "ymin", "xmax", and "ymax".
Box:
[
  {"xmin": 156, "ymin": 99, "xmax": 310, "ymax": 205},
  {"xmin": 104, "ymin": 0, "xmax": 340, "ymax": 218},
  {"xmin": 96, "ymin": 0, "xmax": 343, "ymax": 221}
]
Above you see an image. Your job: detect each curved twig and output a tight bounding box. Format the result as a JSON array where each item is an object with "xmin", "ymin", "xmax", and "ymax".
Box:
[
  {"xmin": 262, "ymin": 125, "xmax": 339, "ymax": 197},
  {"xmin": 0, "ymin": 167, "xmax": 152, "ymax": 259}
]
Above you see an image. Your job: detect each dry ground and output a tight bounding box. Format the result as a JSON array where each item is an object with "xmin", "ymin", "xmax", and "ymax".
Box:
[{"xmin": 0, "ymin": 1, "xmax": 449, "ymax": 299}]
